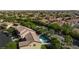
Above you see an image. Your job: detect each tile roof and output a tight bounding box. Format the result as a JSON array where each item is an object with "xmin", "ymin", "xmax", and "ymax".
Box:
[{"xmin": 14, "ymin": 25, "xmax": 40, "ymax": 47}]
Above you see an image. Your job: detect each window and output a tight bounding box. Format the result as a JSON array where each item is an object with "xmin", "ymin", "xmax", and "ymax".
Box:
[
  {"xmin": 13, "ymin": 24, "xmax": 18, "ymax": 26},
  {"xmin": 33, "ymin": 44, "xmax": 36, "ymax": 46},
  {"xmin": 19, "ymin": 38, "xmax": 26, "ymax": 42}
]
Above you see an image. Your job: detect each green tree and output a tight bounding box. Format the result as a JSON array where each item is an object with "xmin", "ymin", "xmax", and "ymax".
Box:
[
  {"xmin": 49, "ymin": 23, "xmax": 61, "ymax": 31},
  {"xmin": 41, "ymin": 45, "xmax": 47, "ymax": 49},
  {"xmin": 70, "ymin": 29, "xmax": 79, "ymax": 39},
  {"xmin": 20, "ymin": 20, "xmax": 37, "ymax": 30},
  {"xmin": 62, "ymin": 23, "xmax": 72, "ymax": 35},
  {"xmin": 7, "ymin": 27, "xmax": 18, "ymax": 38},
  {"xmin": 64, "ymin": 35, "xmax": 73, "ymax": 46},
  {"xmin": 51, "ymin": 37, "xmax": 61, "ymax": 49}
]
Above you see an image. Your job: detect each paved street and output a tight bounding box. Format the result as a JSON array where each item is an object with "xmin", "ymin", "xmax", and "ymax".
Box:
[{"xmin": 0, "ymin": 31, "xmax": 11, "ymax": 48}]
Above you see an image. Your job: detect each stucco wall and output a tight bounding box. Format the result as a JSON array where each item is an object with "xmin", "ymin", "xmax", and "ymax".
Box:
[{"xmin": 20, "ymin": 42, "xmax": 41, "ymax": 49}]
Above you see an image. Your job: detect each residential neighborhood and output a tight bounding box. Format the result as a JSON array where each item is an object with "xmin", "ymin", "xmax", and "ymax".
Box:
[{"xmin": 0, "ymin": 10, "xmax": 79, "ymax": 49}]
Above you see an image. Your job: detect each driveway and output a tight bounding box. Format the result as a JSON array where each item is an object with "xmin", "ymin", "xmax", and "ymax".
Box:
[{"xmin": 0, "ymin": 31, "xmax": 11, "ymax": 48}]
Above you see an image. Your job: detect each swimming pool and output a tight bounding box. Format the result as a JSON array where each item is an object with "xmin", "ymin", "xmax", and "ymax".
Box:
[{"xmin": 39, "ymin": 34, "xmax": 50, "ymax": 43}]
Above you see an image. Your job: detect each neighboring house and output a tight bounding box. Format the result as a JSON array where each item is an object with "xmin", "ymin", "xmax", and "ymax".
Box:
[
  {"xmin": 13, "ymin": 25, "xmax": 41, "ymax": 49},
  {"xmin": 66, "ymin": 19, "xmax": 79, "ymax": 25},
  {"xmin": 6, "ymin": 22, "xmax": 13, "ymax": 29},
  {"xmin": 1, "ymin": 22, "xmax": 13, "ymax": 29}
]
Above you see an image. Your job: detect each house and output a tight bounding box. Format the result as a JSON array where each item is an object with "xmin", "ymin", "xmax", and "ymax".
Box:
[{"xmin": 14, "ymin": 25, "xmax": 41, "ymax": 49}]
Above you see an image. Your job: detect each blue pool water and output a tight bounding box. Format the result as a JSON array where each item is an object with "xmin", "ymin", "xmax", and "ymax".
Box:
[{"xmin": 39, "ymin": 34, "xmax": 50, "ymax": 43}]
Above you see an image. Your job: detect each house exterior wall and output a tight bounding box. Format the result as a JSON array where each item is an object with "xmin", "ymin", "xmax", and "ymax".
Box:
[{"xmin": 19, "ymin": 42, "xmax": 41, "ymax": 49}]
